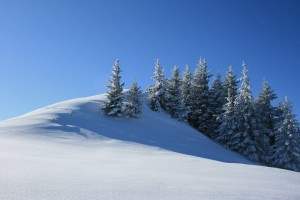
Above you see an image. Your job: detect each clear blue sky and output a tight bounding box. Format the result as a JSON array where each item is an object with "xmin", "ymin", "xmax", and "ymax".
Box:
[{"xmin": 0, "ymin": 0, "xmax": 300, "ymax": 120}]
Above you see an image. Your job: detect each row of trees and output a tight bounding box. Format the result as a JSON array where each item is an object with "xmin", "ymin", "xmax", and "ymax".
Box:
[{"xmin": 102, "ymin": 59, "xmax": 300, "ymax": 172}]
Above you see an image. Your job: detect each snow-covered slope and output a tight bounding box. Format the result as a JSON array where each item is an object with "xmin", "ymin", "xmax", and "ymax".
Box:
[{"xmin": 0, "ymin": 94, "xmax": 299, "ymax": 200}]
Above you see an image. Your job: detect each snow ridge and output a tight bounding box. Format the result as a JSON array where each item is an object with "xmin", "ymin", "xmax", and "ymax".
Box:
[{"xmin": 0, "ymin": 94, "xmax": 300, "ymax": 200}]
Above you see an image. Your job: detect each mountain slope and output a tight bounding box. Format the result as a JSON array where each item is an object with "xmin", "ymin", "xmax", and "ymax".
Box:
[{"xmin": 0, "ymin": 94, "xmax": 300, "ymax": 200}]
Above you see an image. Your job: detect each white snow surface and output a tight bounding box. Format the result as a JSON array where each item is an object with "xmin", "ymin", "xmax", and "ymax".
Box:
[{"xmin": 0, "ymin": 94, "xmax": 299, "ymax": 200}]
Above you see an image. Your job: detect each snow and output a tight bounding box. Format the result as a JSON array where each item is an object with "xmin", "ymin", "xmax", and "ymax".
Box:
[{"xmin": 0, "ymin": 94, "xmax": 300, "ymax": 200}]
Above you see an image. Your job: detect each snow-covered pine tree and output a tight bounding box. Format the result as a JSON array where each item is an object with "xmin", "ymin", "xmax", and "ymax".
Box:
[
  {"xmin": 147, "ymin": 59, "xmax": 167, "ymax": 112},
  {"xmin": 255, "ymin": 79, "xmax": 277, "ymax": 163},
  {"xmin": 165, "ymin": 66, "xmax": 186, "ymax": 120},
  {"xmin": 271, "ymin": 97, "xmax": 300, "ymax": 171},
  {"xmin": 216, "ymin": 66, "xmax": 239, "ymax": 146},
  {"xmin": 273, "ymin": 101, "xmax": 284, "ymax": 131},
  {"xmin": 181, "ymin": 65, "xmax": 192, "ymax": 109},
  {"xmin": 223, "ymin": 66, "xmax": 239, "ymax": 103},
  {"xmin": 188, "ymin": 58, "xmax": 211, "ymax": 134},
  {"xmin": 123, "ymin": 79, "xmax": 143, "ymax": 118},
  {"xmin": 102, "ymin": 59, "xmax": 125, "ymax": 117},
  {"xmin": 207, "ymin": 73, "xmax": 226, "ymax": 139},
  {"xmin": 230, "ymin": 62, "xmax": 260, "ymax": 162}
]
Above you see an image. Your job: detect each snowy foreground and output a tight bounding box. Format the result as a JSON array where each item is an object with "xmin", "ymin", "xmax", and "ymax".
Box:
[{"xmin": 0, "ymin": 94, "xmax": 300, "ymax": 200}]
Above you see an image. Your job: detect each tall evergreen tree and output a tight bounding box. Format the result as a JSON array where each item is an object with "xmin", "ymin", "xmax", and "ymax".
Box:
[
  {"xmin": 255, "ymin": 79, "xmax": 277, "ymax": 163},
  {"xmin": 165, "ymin": 66, "xmax": 186, "ymax": 120},
  {"xmin": 123, "ymin": 79, "xmax": 143, "ymax": 118},
  {"xmin": 181, "ymin": 65, "xmax": 192, "ymax": 108},
  {"xmin": 207, "ymin": 73, "xmax": 226, "ymax": 138},
  {"xmin": 216, "ymin": 66, "xmax": 239, "ymax": 146},
  {"xmin": 102, "ymin": 60, "xmax": 125, "ymax": 117},
  {"xmin": 188, "ymin": 58, "xmax": 211, "ymax": 134},
  {"xmin": 223, "ymin": 66, "xmax": 239, "ymax": 103},
  {"xmin": 147, "ymin": 59, "xmax": 166, "ymax": 112},
  {"xmin": 271, "ymin": 97, "xmax": 300, "ymax": 171},
  {"xmin": 230, "ymin": 62, "xmax": 260, "ymax": 162}
]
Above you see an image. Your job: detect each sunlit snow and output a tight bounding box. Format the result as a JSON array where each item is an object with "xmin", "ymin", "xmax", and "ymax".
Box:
[{"xmin": 0, "ymin": 94, "xmax": 299, "ymax": 200}]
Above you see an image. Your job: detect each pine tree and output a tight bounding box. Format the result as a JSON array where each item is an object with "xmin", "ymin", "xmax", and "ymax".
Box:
[
  {"xmin": 123, "ymin": 79, "xmax": 143, "ymax": 118},
  {"xmin": 223, "ymin": 66, "xmax": 239, "ymax": 103},
  {"xmin": 102, "ymin": 60, "xmax": 125, "ymax": 117},
  {"xmin": 181, "ymin": 65, "xmax": 192, "ymax": 109},
  {"xmin": 207, "ymin": 73, "xmax": 226, "ymax": 138},
  {"xmin": 188, "ymin": 58, "xmax": 211, "ymax": 134},
  {"xmin": 165, "ymin": 66, "xmax": 186, "ymax": 120},
  {"xmin": 230, "ymin": 62, "xmax": 260, "ymax": 162},
  {"xmin": 216, "ymin": 66, "xmax": 239, "ymax": 146},
  {"xmin": 271, "ymin": 97, "xmax": 300, "ymax": 171},
  {"xmin": 255, "ymin": 79, "xmax": 277, "ymax": 163},
  {"xmin": 147, "ymin": 59, "xmax": 166, "ymax": 112}
]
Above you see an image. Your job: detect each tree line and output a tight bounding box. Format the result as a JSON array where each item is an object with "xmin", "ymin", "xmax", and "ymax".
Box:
[{"xmin": 102, "ymin": 58, "xmax": 300, "ymax": 172}]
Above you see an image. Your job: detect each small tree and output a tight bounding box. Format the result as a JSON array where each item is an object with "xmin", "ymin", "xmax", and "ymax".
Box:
[
  {"xmin": 165, "ymin": 66, "xmax": 186, "ymax": 120},
  {"xmin": 147, "ymin": 59, "xmax": 166, "ymax": 112},
  {"xmin": 102, "ymin": 60, "xmax": 125, "ymax": 117},
  {"xmin": 123, "ymin": 79, "xmax": 143, "ymax": 118},
  {"xmin": 271, "ymin": 97, "xmax": 300, "ymax": 171}
]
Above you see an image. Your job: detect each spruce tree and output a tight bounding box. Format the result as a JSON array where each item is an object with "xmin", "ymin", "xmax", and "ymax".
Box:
[
  {"xmin": 216, "ymin": 66, "xmax": 239, "ymax": 146},
  {"xmin": 181, "ymin": 65, "xmax": 192, "ymax": 109},
  {"xmin": 147, "ymin": 59, "xmax": 166, "ymax": 112},
  {"xmin": 188, "ymin": 58, "xmax": 211, "ymax": 134},
  {"xmin": 255, "ymin": 79, "xmax": 277, "ymax": 163},
  {"xmin": 223, "ymin": 66, "xmax": 239, "ymax": 103},
  {"xmin": 230, "ymin": 62, "xmax": 260, "ymax": 162},
  {"xmin": 271, "ymin": 97, "xmax": 300, "ymax": 171},
  {"xmin": 123, "ymin": 79, "xmax": 143, "ymax": 118},
  {"xmin": 102, "ymin": 60, "xmax": 125, "ymax": 117},
  {"xmin": 165, "ymin": 66, "xmax": 186, "ymax": 120},
  {"xmin": 207, "ymin": 73, "xmax": 226, "ymax": 138}
]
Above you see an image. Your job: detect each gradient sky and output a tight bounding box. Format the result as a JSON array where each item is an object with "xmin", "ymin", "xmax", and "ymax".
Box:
[{"xmin": 0, "ymin": 0, "xmax": 300, "ymax": 120}]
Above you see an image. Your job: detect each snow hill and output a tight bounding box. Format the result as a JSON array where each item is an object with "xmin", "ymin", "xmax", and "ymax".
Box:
[{"xmin": 0, "ymin": 94, "xmax": 300, "ymax": 200}]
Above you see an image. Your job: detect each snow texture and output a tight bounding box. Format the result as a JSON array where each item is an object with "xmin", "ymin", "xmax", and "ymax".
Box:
[{"xmin": 0, "ymin": 94, "xmax": 300, "ymax": 200}]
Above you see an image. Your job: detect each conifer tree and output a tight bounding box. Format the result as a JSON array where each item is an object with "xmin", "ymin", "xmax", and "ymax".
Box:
[
  {"xmin": 181, "ymin": 65, "xmax": 192, "ymax": 109},
  {"xmin": 230, "ymin": 62, "xmax": 260, "ymax": 162},
  {"xmin": 165, "ymin": 66, "xmax": 186, "ymax": 120},
  {"xmin": 223, "ymin": 66, "xmax": 239, "ymax": 103},
  {"xmin": 255, "ymin": 79, "xmax": 277, "ymax": 163},
  {"xmin": 271, "ymin": 97, "xmax": 300, "ymax": 171},
  {"xmin": 207, "ymin": 73, "xmax": 226, "ymax": 138},
  {"xmin": 188, "ymin": 58, "xmax": 211, "ymax": 134},
  {"xmin": 102, "ymin": 60, "xmax": 125, "ymax": 117},
  {"xmin": 123, "ymin": 79, "xmax": 143, "ymax": 118},
  {"xmin": 216, "ymin": 66, "xmax": 239, "ymax": 146},
  {"xmin": 147, "ymin": 59, "xmax": 166, "ymax": 112}
]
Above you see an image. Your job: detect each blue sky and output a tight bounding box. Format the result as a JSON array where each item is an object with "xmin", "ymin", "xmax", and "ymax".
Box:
[{"xmin": 0, "ymin": 0, "xmax": 300, "ymax": 120}]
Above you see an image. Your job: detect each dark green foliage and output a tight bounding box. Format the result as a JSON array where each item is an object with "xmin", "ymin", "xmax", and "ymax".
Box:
[
  {"xmin": 124, "ymin": 80, "xmax": 143, "ymax": 118},
  {"xmin": 165, "ymin": 66, "xmax": 186, "ymax": 120},
  {"xmin": 271, "ymin": 97, "xmax": 300, "ymax": 171},
  {"xmin": 147, "ymin": 59, "xmax": 166, "ymax": 112},
  {"xmin": 228, "ymin": 63, "xmax": 259, "ymax": 162},
  {"xmin": 102, "ymin": 60, "xmax": 125, "ymax": 117},
  {"xmin": 181, "ymin": 65, "xmax": 192, "ymax": 109},
  {"xmin": 255, "ymin": 79, "xmax": 277, "ymax": 163},
  {"xmin": 188, "ymin": 58, "xmax": 212, "ymax": 135},
  {"xmin": 216, "ymin": 66, "xmax": 239, "ymax": 146},
  {"xmin": 207, "ymin": 74, "xmax": 226, "ymax": 139}
]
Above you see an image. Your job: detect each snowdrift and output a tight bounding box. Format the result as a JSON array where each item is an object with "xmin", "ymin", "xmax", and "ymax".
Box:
[{"xmin": 0, "ymin": 94, "xmax": 299, "ymax": 200}]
